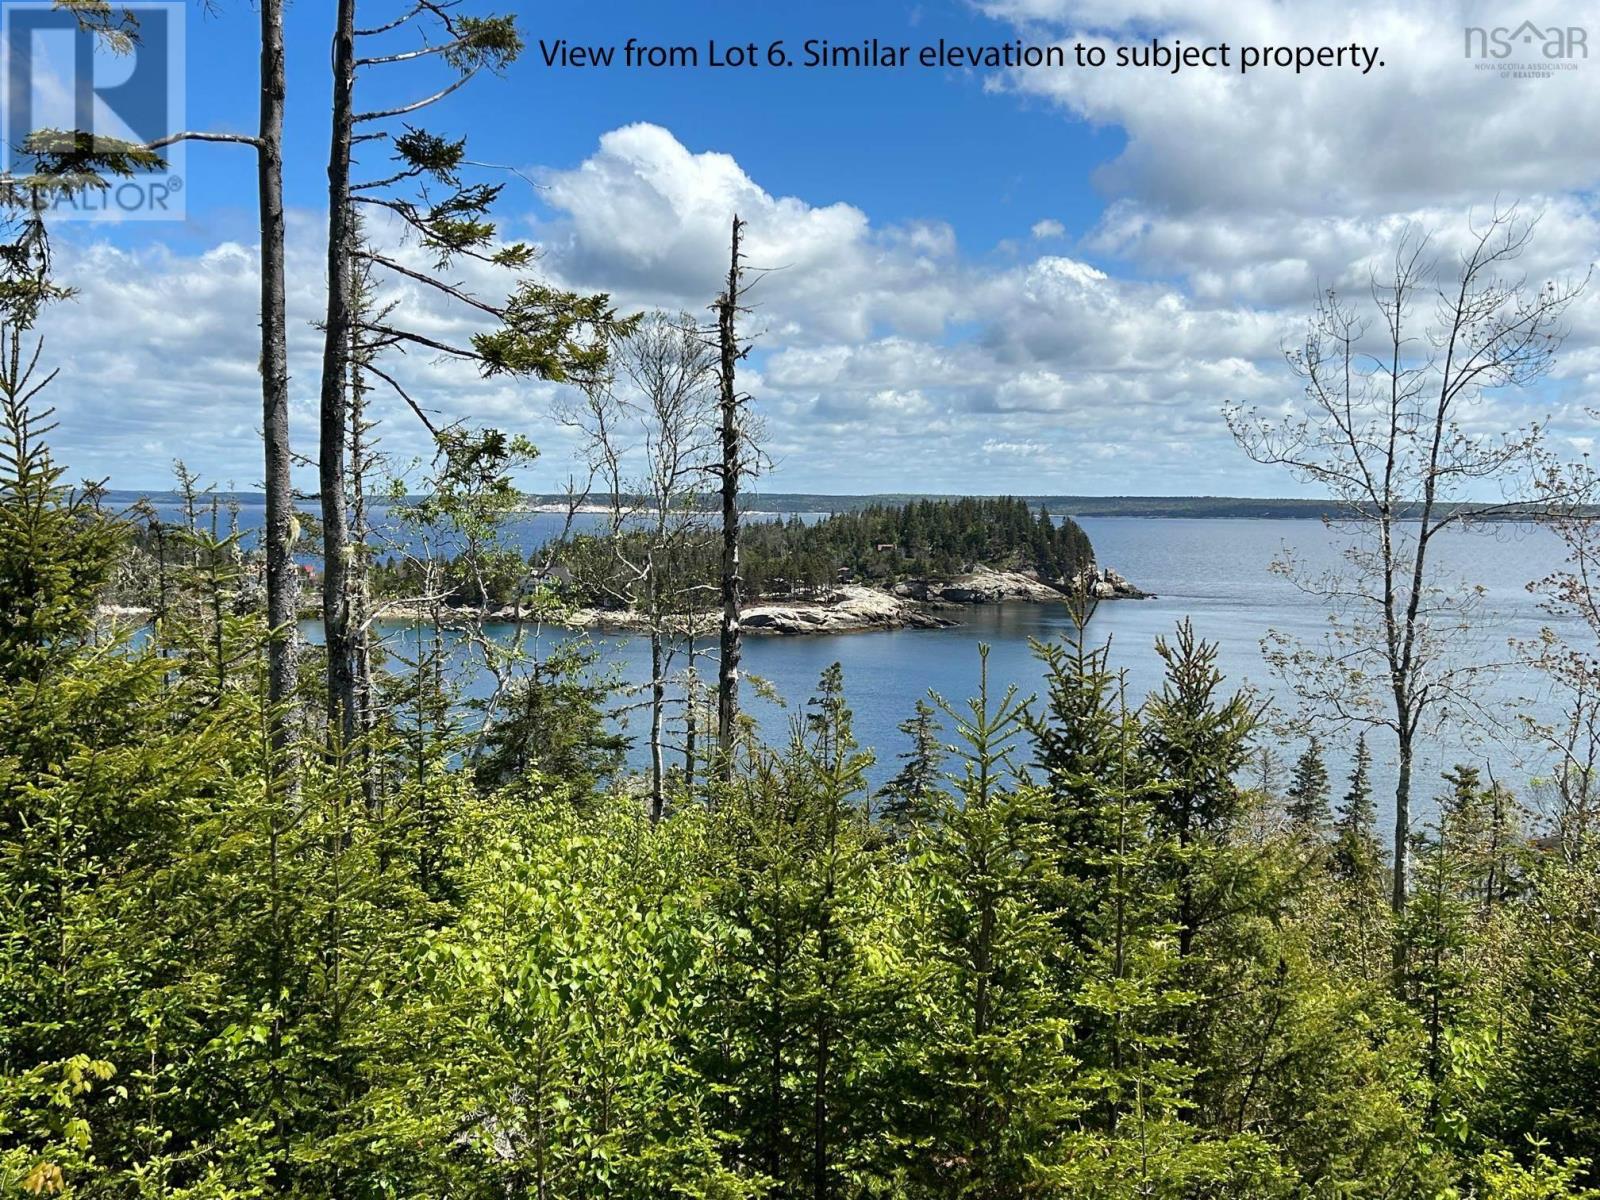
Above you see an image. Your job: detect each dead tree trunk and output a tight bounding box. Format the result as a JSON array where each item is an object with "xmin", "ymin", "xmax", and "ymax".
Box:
[
  {"xmin": 715, "ymin": 215, "xmax": 746, "ymax": 779},
  {"xmin": 349, "ymin": 318, "xmax": 378, "ymax": 812},
  {"xmin": 318, "ymin": 0, "xmax": 358, "ymax": 750},
  {"xmin": 258, "ymin": 0, "xmax": 299, "ymax": 781},
  {"xmin": 649, "ymin": 619, "xmax": 667, "ymax": 822}
]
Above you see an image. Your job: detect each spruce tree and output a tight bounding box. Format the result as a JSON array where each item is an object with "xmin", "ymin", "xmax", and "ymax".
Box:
[
  {"xmin": 797, "ymin": 664, "xmax": 879, "ymax": 1199},
  {"xmin": 1400, "ymin": 820, "xmax": 1475, "ymax": 1126},
  {"xmin": 1333, "ymin": 735, "xmax": 1383, "ymax": 888},
  {"xmin": 1142, "ymin": 620, "xmax": 1259, "ymax": 960},
  {"xmin": 876, "ymin": 697, "xmax": 943, "ymax": 840},
  {"xmin": 1028, "ymin": 592, "xmax": 1125, "ymax": 968},
  {"xmin": 1286, "ymin": 736, "xmax": 1333, "ymax": 835},
  {"xmin": 909, "ymin": 646, "xmax": 1077, "ymax": 1195},
  {"xmin": 0, "ymin": 376, "xmax": 122, "ymax": 686}
]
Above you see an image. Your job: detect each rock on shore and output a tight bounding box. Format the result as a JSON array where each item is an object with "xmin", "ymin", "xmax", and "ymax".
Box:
[
  {"xmin": 1087, "ymin": 566, "xmax": 1148, "ymax": 600},
  {"xmin": 560, "ymin": 586, "xmax": 956, "ymax": 637},
  {"xmin": 894, "ymin": 564, "xmax": 1150, "ymax": 605},
  {"xmin": 894, "ymin": 566, "xmax": 1063, "ymax": 605},
  {"xmin": 742, "ymin": 585, "xmax": 956, "ymax": 636}
]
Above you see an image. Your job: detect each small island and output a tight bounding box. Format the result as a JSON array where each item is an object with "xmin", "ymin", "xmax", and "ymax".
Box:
[{"xmin": 370, "ymin": 496, "xmax": 1150, "ymax": 637}]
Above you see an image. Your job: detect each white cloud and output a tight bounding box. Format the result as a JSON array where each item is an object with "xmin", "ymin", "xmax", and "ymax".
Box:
[
  {"xmin": 972, "ymin": 0, "xmax": 1600, "ymax": 297},
  {"xmin": 31, "ymin": 37, "xmax": 1600, "ymax": 498},
  {"xmin": 537, "ymin": 122, "xmax": 963, "ymax": 344}
]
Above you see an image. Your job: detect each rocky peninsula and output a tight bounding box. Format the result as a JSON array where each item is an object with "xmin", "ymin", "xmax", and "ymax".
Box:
[{"xmin": 464, "ymin": 565, "xmax": 1151, "ymax": 638}]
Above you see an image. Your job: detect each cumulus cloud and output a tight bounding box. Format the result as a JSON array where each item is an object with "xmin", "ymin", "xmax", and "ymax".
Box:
[
  {"xmin": 38, "ymin": 210, "xmax": 575, "ymax": 489},
  {"xmin": 980, "ymin": 0, "xmax": 1600, "ymax": 210},
  {"xmin": 537, "ymin": 123, "xmax": 963, "ymax": 344},
  {"xmin": 973, "ymin": 0, "xmax": 1600, "ymax": 301},
  {"xmin": 32, "ymin": 18, "xmax": 1600, "ymax": 497}
]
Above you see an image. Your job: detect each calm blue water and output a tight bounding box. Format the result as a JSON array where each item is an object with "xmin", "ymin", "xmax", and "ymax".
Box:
[
  {"xmin": 128, "ymin": 489, "xmax": 1580, "ymax": 825},
  {"xmin": 388, "ymin": 515, "xmax": 1579, "ymax": 827}
]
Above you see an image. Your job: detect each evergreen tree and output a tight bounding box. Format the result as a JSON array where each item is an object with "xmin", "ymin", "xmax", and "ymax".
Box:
[
  {"xmin": 1333, "ymin": 734, "xmax": 1384, "ymax": 886},
  {"xmin": 1028, "ymin": 592, "xmax": 1126, "ymax": 970},
  {"xmin": 876, "ymin": 697, "xmax": 943, "ymax": 840},
  {"xmin": 1493, "ymin": 849, "xmax": 1600, "ymax": 1187},
  {"xmin": 690, "ymin": 666, "xmax": 897, "ymax": 1196},
  {"xmin": 1286, "ymin": 736, "xmax": 1333, "ymax": 834},
  {"xmin": 908, "ymin": 647, "xmax": 1078, "ymax": 1196},
  {"xmin": 1437, "ymin": 764, "xmax": 1526, "ymax": 918},
  {"xmin": 1142, "ymin": 620, "xmax": 1260, "ymax": 961},
  {"xmin": 1400, "ymin": 818, "xmax": 1476, "ymax": 1129},
  {"xmin": 472, "ymin": 644, "xmax": 627, "ymax": 804},
  {"xmin": 0, "ymin": 346, "xmax": 122, "ymax": 687},
  {"xmin": 797, "ymin": 663, "xmax": 878, "ymax": 1200}
]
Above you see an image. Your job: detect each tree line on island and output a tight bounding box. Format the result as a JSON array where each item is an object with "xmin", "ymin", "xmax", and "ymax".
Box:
[
  {"xmin": 3, "ymin": 5, "xmax": 1600, "ymax": 1197},
  {"xmin": 351, "ymin": 495, "xmax": 1097, "ymax": 610}
]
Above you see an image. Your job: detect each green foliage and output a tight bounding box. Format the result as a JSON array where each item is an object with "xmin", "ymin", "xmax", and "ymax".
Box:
[
  {"xmin": 1489, "ymin": 851, "xmax": 1600, "ymax": 1187},
  {"xmin": 370, "ymin": 791, "xmax": 744, "ymax": 1197},
  {"xmin": 0, "ymin": 1056, "xmax": 116, "ymax": 1198},
  {"xmin": 732, "ymin": 496, "xmax": 1093, "ymax": 596},
  {"xmin": 1287, "ymin": 736, "xmax": 1332, "ymax": 833},
  {"xmin": 6, "ymin": 395, "xmax": 1599, "ymax": 1198},
  {"xmin": 876, "ymin": 698, "xmax": 943, "ymax": 840},
  {"xmin": 0, "ymin": 386, "xmax": 122, "ymax": 686},
  {"xmin": 1142, "ymin": 619, "xmax": 1261, "ymax": 965},
  {"xmin": 376, "ymin": 495, "xmax": 1097, "ymax": 615},
  {"xmin": 903, "ymin": 647, "xmax": 1079, "ymax": 1196},
  {"xmin": 1334, "ymin": 733, "xmax": 1386, "ymax": 890},
  {"xmin": 46, "ymin": 1, "xmax": 139, "ymax": 51},
  {"xmin": 13, "ymin": 129, "xmax": 165, "ymax": 197},
  {"xmin": 1028, "ymin": 592, "xmax": 1129, "ymax": 964},
  {"xmin": 446, "ymin": 15, "xmax": 523, "ymax": 73},
  {"xmin": 472, "ymin": 282, "xmax": 632, "ymax": 382},
  {"xmin": 472, "ymin": 643, "xmax": 627, "ymax": 799}
]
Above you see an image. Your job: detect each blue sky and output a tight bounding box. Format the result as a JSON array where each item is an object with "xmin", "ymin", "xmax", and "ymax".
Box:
[
  {"xmin": 162, "ymin": 1, "xmax": 1121, "ymax": 255},
  {"xmin": 24, "ymin": 0, "xmax": 1600, "ymax": 494}
]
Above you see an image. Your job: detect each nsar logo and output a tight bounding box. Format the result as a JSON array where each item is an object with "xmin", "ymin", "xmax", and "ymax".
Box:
[{"xmin": 1465, "ymin": 21, "xmax": 1588, "ymax": 63}]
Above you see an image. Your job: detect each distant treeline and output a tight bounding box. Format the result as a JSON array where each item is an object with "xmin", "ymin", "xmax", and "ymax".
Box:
[
  {"xmin": 739, "ymin": 495, "xmax": 1564, "ymax": 520},
  {"xmin": 103, "ymin": 490, "xmax": 1567, "ymax": 523}
]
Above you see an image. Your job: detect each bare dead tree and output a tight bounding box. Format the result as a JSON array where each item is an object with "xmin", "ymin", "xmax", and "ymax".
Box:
[
  {"xmin": 254, "ymin": 0, "xmax": 297, "ymax": 779},
  {"xmin": 714, "ymin": 215, "xmax": 753, "ymax": 780},
  {"xmin": 24, "ymin": 2, "xmax": 299, "ymax": 785},
  {"xmin": 1227, "ymin": 206, "xmax": 1583, "ymax": 931},
  {"xmin": 619, "ymin": 315, "xmax": 719, "ymax": 820},
  {"xmin": 319, "ymin": 0, "xmax": 361, "ymax": 749},
  {"xmin": 563, "ymin": 312, "xmax": 718, "ymax": 820},
  {"xmin": 315, "ymin": 4, "xmax": 623, "ymax": 750},
  {"xmin": 346, "ymin": 244, "xmax": 392, "ymax": 813}
]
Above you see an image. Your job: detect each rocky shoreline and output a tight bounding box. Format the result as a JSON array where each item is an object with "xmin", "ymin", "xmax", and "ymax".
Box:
[
  {"xmin": 99, "ymin": 566, "xmax": 1150, "ymax": 639},
  {"xmin": 397, "ymin": 565, "xmax": 1147, "ymax": 638},
  {"xmin": 724, "ymin": 565, "xmax": 1150, "ymax": 637}
]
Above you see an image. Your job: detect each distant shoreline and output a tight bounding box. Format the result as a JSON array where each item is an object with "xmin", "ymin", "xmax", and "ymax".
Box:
[{"xmin": 100, "ymin": 490, "xmax": 1557, "ymax": 523}]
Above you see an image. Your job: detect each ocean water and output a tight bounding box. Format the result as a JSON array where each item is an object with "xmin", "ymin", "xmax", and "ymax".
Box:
[
  {"xmin": 405, "ymin": 515, "xmax": 1582, "ymax": 827},
  {"xmin": 119, "ymin": 491, "xmax": 1583, "ymax": 825}
]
